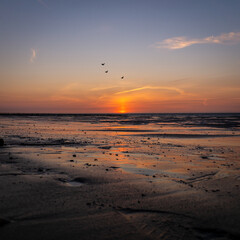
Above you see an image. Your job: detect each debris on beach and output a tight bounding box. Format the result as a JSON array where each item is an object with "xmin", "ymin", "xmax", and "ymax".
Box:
[{"xmin": 99, "ymin": 146, "xmax": 111, "ymax": 150}]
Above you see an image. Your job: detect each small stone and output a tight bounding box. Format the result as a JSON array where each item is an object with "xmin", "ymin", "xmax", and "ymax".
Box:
[
  {"xmin": 0, "ymin": 138, "xmax": 4, "ymax": 146},
  {"xmin": 38, "ymin": 168, "xmax": 44, "ymax": 172}
]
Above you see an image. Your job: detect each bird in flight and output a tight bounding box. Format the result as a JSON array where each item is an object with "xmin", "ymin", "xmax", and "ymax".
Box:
[{"xmin": 100, "ymin": 63, "xmax": 125, "ymax": 78}]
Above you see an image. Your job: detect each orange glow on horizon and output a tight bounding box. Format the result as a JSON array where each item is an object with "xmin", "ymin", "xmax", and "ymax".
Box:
[
  {"xmin": 119, "ymin": 109, "xmax": 126, "ymax": 113},
  {"xmin": 114, "ymin": 97, "xmax": 129, "ymax": 113}
]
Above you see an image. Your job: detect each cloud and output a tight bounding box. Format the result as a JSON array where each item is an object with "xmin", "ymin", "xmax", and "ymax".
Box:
[
  {"xmin": 115, "ymin": 86, "xmax": 185, "ymax": 95},
  {"xmin": 37, "ymin": 0, "xmax": 49, "ymax": 9},
  {"xmin": 30, "ymin": 48, "xmax": 37, "ymax": 63},
  {"xmin": 91, "ymin": 86, "xmax": 118, "ymax": 91},
  {"xmin": 154, "ymin": 32, "xmax": 240, "ymax": 49}
]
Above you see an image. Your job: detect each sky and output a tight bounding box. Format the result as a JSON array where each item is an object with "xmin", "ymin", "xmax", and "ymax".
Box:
[{"xmin": 0, "ymin": 0, "xmax": 240, "ymax": 113}]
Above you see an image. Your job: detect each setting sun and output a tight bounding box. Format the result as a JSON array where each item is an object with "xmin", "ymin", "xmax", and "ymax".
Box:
[
  {"xmin": 119, "ymin": 109, "xmax": 126, "ymax": 113},
  {"xmin": 115, "ymin": 97, "xmax": 128, "ymax": 113}
]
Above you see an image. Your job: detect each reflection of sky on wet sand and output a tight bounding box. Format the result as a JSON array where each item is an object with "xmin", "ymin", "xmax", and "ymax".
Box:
[{"xmin": 1, "ymin": 114, "xmax": 240, "ymax": 188}]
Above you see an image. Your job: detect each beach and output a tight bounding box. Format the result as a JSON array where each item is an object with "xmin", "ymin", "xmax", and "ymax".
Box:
[{"xmin": 0, "ymin": 113, "xmax": 240, "ymax": 240}]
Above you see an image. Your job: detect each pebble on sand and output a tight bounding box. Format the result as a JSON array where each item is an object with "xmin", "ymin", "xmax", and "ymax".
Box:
[
  {"xmin": 0, "ymin": 218, "xmax": 10, "ymax": 226},
  {"xmin": 0, "ymin": 138, "xmax": 4, "ymax": 146}
]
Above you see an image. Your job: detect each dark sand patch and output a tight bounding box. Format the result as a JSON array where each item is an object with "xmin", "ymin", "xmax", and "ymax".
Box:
[
  {"xmin": 98, "ymin": 146, "xmax": 112, "ymax": 150},
  {"xmin": 0, "ymin": 218, "xmax": 10, "ymax": 227},
  {"xmin": 86, "ymin": 128, "xmax": 159, "ymax": 132},
  {"xmin": 193, "ymin": 227, "xmax": 240, "ymax": 240},
  {"xmin": 127, "ymin": 133, "xmax": 240, "ymax": 138},
  {"xmin": 118, "ymin": 207, "xmax": 194, "ymax": 219}
]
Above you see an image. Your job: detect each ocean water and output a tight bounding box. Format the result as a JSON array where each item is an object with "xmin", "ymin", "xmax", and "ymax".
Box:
[{"xmin": 0, "ymin": 113, "xmax": 239, "ymax": 147}]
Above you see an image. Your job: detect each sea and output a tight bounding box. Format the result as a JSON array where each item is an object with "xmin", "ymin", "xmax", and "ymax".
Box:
[{"xmin": 0, "ymin": 113, "xmax": 239, "ymax": 147}]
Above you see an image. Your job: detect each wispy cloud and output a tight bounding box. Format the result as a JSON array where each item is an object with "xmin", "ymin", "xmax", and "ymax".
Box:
[
  {"xmin": 37, "ymin": 0, "xmax": 49, "ymax": 9},
  {"xmin": 115, "ymin": 86, "xmax": 185, "ymax": 95},
  {"xmin": 30, "ymin": 48, "xmax": 37, "ymax": 63},
  {"xmin": 154, "ymin": 32, "xmax": 240, "ymax": 49},
  {"xmin": 91, "ymin": 86, "xmax": 118, "ymax": 91}
]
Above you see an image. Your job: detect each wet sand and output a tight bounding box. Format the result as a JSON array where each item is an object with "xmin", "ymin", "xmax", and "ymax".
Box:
[{"xmin": 0, "ymin": 114, "xmax": 240, "ymax": 239}]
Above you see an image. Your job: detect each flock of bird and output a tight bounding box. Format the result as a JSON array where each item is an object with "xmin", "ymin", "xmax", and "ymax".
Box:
[{"xmin": 101, "ymin": 63, "xmax": 124, "ymax": 79}]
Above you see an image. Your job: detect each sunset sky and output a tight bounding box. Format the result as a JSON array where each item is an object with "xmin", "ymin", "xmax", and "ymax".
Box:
[{"xmin": 1, "ymin": 0, "xmax": 240, "ymax": 113}]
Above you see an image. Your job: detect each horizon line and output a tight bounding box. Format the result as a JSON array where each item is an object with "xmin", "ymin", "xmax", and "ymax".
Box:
[{"xmin": 0, "ymin": 112, "xmax": 240, "ymax": 115}]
